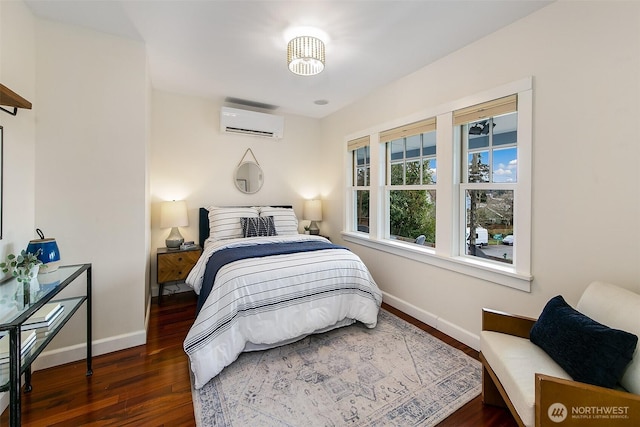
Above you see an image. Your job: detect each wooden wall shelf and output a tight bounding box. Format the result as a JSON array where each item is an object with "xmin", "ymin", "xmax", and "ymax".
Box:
[{"xmin": 0, "ymin": 83, "xmax": 32, "ymax": 115}]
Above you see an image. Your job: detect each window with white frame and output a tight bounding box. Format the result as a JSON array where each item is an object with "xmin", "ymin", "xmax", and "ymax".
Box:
[
  {"xmin": 348, "ymin": 136, "xmax": 370, "ymax": 233},
  {"xmin": 454, "ymin": 95, "xmax": 517, "ymax": 265},
  {"xmin": 344, "ymin": 80, "xmax": 532, "ymax": 290},
  {"xmin": 381, "ymin": 119, "xmax": 437, "ymax": 247}
]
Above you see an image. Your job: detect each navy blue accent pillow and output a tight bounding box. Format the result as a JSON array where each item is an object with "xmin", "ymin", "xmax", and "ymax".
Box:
[
  {"xmin": 240, "ymin": 216, "xmax": 277, "ymax": 238},
  {"xmin": 530, "ymin": 295, "xmax": 638, "ymax": 389}
]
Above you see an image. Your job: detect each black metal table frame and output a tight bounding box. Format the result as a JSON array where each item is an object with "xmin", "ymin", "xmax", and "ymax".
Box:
[{"xmin": 2, "ymin": 264, "xmax": 92, "ymax": 426}]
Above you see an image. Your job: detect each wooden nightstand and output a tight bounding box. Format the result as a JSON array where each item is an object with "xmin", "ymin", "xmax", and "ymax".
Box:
[{"xmin": 156, "ymin": 246, "xmax": 202, "ymax": 304}]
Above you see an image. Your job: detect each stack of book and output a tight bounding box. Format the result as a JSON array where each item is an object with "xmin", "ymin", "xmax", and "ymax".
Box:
[
  {"xmin": 0, "ymin": 303, "xmax": 65, "ymax": 365},
  {"xmin": 21, "ymin": 303, "xmax": 64, "ymax": 331},
  {"xmin": 0, "ymin": 330, "xmax": 37, "ymax": 364}
]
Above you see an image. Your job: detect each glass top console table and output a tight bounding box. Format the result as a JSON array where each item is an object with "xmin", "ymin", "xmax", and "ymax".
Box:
[{"xmin": 0, "ymin": 264, "xmax": 92, "ymax": 426}]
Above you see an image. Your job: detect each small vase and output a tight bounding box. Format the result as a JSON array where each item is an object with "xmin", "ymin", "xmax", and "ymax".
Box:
[
  {"xmin": 17, "ymin": 264, "xmax": 40, "ymax": 284},
  {"xmin": 16, "ymin": 265, "xmax": 40, "ymax": 305}
]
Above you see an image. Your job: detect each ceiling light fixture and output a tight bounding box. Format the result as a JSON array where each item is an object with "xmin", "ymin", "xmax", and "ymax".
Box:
[{"xmin": 287, "ymin": 36, "xmax": 325, "ymax": 76}]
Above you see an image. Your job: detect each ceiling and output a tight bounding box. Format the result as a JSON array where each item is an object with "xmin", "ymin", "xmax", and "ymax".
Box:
[{"xmin": 24, "ymin": 1, "xmax": 551, "ymax": 118}]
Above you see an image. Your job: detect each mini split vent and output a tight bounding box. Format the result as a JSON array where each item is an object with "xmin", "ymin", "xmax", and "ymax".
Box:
[{"xmin": 220, "ymin": 107, "xmax": 285, "ymax": 139}]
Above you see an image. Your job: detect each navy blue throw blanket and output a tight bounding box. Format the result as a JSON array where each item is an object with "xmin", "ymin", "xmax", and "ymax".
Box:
[{"xmin": 197, "ymin": 241, "xmax": 347, "ymax": 314}]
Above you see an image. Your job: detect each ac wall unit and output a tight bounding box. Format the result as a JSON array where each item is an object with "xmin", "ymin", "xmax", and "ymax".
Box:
[{"xmin": 220, "ymin": 106, "xmax": 284, "ymax": 139}]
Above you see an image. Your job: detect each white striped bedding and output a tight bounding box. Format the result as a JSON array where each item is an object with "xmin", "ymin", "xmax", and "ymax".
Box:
[{"xmin": 184, "ymin": 235, "xmax": 382, "ymax": 389}]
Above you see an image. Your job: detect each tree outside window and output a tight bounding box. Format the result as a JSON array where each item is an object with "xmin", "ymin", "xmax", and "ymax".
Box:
[{"xmin": 387, "ymin": 128, "xmax": 437, "ymax": 246}]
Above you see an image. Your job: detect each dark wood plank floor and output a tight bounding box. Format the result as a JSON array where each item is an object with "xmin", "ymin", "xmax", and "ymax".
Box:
[{"xmin": 2, "ymin": 292, "xmax": 517, "ymax": 426}]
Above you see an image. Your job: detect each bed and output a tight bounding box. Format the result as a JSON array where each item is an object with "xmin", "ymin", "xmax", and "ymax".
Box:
[{"xmin": 183, "ymin": 206, "xmax": 382, "ymax": 389}]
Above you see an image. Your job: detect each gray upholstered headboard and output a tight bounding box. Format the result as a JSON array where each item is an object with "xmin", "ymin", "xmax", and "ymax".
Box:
[{"xmin": 198, "ymin": 206, "xmax": 293, "ymax": 248}]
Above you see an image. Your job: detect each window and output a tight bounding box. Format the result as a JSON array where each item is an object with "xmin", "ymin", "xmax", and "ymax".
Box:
[
  {"xmin": 381, "ymin": 119, "xmax": 437, "ymax": 247},
  {"xmin": 455, "ymin": 95, "xmax": 517, "ymax": 265},
  {"xmin": 344, "ymin": 79, "xmax": 532, "ymax": 291},
  {"xmin": 349, "ymin": 136, "xmax": 370, "ymax": 233}
]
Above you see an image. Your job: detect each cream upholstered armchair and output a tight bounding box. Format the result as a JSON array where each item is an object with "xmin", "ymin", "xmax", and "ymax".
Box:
[{"xmin": 480, "ymin": 282, "xmax": 640, "ymax": 427}]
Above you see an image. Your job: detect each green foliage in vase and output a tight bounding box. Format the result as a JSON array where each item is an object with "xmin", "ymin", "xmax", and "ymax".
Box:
[{"xmin": 0, "ymin": 249, "xmax": 43, "ymax": 283}]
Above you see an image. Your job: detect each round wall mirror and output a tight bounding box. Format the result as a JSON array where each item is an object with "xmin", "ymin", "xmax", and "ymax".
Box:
[{"xmin": 234, "ymin": 161, "xmax": 263, "ymax": 194}]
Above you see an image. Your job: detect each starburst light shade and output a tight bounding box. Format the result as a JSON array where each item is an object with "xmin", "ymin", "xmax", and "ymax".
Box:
[{"xmin": 287, "ymin": 36, "xmax": 325, "ymax": 76}]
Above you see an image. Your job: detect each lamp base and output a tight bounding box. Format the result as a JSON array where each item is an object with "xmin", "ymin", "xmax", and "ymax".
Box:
[
  {"xmin": 166, "ymin": 227, "xmax": 184, "ymax": 249},
  {"xmin": 308, "ymin": 221, "xmax": 320, "ymax": 235}
]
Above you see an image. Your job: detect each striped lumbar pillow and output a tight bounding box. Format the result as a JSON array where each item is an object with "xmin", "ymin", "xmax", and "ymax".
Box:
[{"xmin": 240, "ymin": 216, "xmax": 277, "ymax": 238}]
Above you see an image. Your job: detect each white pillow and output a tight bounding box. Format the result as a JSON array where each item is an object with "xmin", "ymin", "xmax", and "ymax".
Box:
[
  {"xmin": 207, "ymin": 206, "xmax": 260, "ymax": 241},
  {"xmin": 258, "ymin": 206, "xmax": 299, "ymax": 235}
]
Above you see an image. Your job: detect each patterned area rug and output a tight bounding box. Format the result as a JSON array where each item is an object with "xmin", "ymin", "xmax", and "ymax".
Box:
[{"xmin": 191, "ymin": 309, "xmax": 481, "ymax": 426}]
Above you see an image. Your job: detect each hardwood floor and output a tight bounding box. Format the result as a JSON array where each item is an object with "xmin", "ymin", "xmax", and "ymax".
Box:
[{"xmin": 2, "ymin": 292, "xmax": 517, "ymax": 426}]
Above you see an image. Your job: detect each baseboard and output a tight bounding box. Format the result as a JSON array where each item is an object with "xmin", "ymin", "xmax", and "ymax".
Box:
[
  {"xmin": 382, "ymin": 292, "xmax": 438, "ymax": 328},
  {"xmin": 436, "ymin": 317, "xmax": 480, "ymax": 351},
  {"xmin": 31, "ymin": 329, "xmax": 147, "ymax": 372},
  {"xmin": 381, "ymin": 291, "xmax": 480, "ymax": 350}
]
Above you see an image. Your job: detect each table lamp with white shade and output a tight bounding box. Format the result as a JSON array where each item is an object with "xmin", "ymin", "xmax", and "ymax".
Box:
[
  {"xmin": 160, "ymin": 200, "xmax": 189, "ymax": 249},
  {"xmin": 304, "ymin": 199, "xmax": 322, "ymax": 235}
]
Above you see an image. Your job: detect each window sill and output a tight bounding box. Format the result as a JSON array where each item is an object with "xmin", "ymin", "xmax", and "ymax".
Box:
[{"xmin": 341, "ymin": 231, "xmax": 532, "ymax": 292}]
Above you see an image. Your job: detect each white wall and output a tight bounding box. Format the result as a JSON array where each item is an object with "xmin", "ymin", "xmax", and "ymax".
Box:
[
  {"xmin": 149, "ymin": 90, "xmax": 323, "ymax": 294},
  {"xmin": 0, "ymin": 0, "xmax": 37, "ymax": 412},
  {"xmin": 33, "ymin": 19, "xmax": 149, "ymax": 362},
  {"xmin": 0, "ymin": 3, "xmax": 150, "ymax": 415},
  {"xmin": 0, "ymin": 0, "xmax": 37, "ymax": 253},
  {"xmin": 320, "ymin": 1, "xmax": 640, "ymax": 348}
]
